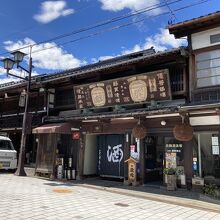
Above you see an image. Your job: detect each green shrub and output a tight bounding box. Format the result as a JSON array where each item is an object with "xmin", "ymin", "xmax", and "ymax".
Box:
[
  {"xmin": 203, "ymin": 184, "xmax": 220, "ymax": 199},
  {"xmin": 163, "ymin": 168, "xmax": 176, "ymax": 175}
]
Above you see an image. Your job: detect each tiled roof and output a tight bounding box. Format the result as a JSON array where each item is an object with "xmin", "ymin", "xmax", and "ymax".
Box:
[
  {"xmin": 169, "ymin": 11, "xmax": 220, "ymax": 27},
  {"xmin": 169, "ymin": 11, "xmax": 220, "ymax": 37},
  {"xmin": 0, "ymin": 47, "xmax": 187, "ymax": 91}
]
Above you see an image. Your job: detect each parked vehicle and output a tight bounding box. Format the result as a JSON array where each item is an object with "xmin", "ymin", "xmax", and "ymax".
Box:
[{"xmin": 0, "ymin": 136, "xmax": 17, "ymax": 170}]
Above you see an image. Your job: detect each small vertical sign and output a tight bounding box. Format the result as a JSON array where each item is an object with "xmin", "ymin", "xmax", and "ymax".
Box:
[
  {"xmin": 125, "ymin": 157, "xmax": 138, "ymax": 186},
  {"xmin": 212, "ymin": 135, "xmax": 219, "ymax": 155}
]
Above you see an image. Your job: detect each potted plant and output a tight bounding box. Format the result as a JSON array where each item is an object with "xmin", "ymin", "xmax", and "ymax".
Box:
[
  {"xmin": 176, "ymin": 167, "xmax": 186, "ymax": 187},
  {"xmin": 164, "ymin": 168, "xmax": 177, "ymax": 191}
]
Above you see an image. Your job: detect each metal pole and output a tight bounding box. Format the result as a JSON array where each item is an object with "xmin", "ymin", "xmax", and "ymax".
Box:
[{"xmin": 15, "ymin": 54, "xmax": 32, "ymax": 176}]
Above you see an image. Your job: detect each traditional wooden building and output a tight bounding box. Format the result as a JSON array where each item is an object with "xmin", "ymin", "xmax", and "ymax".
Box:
[
  {"xmin": 2, "ymin": 11, "xmax": 219, "ymax": 188},
  {"xmin": 1, "ymin": 47, "xmax": 189, "ymax": 184},
  {"xmin": 30, "ymin": 47, "xmax": 189, "ymax": 184},
  {"xmin": 169, "ymin": 11, "xmax": 220, "ymax": 186}
]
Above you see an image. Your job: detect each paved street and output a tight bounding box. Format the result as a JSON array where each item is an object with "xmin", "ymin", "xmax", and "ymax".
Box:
[{"xmin": 0, "ymin": 174, "xmax": 220, "ymax": 220}]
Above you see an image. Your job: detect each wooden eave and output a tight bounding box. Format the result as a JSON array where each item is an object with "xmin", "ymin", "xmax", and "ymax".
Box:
[
  {"xmin": 44, "ymin": 48, "xmax": 187, "ymax": 87},
  {"xmin": 0, "ymin": 48, "xmax": 188, "ymax": 93},
  {"xmin": 169, "ymin": 11, "xmax": 220, "ymax": 38},
  {"xmin": 45, "ymin": 105, "xmax": 178, "ymax": 123}
]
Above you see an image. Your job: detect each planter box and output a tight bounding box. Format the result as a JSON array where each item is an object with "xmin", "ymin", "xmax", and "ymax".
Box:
[
  {"xmin": 167, "ymin": 175, "xmax": 177, "ymax": 191},
  {"xmin": 180, "ymin": 174, "xmax": 186, "ymax": 186},
  {"xmin": 164, "ymin": 174, "xmax": 168, "ymax": 184},
  {"xmin": 192, "ymin": 177, "xmax": 204, "ymax": 192}
]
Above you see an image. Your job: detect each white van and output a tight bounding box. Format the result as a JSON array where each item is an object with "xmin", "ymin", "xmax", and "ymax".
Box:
[{"xmin": 0, "ymin": 136, "xmax": 17, "ymax": 170}]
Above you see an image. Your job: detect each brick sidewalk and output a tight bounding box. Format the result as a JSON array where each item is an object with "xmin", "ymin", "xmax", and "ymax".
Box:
[{"xmin": 0, "ymin": 173, "xmax": 220, "ymax": 220}]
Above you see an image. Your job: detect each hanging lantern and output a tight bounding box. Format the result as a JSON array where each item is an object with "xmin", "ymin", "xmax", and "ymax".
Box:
[
  {"xmin": 173, "ymin": 123, "xmax": 193, "ymax": 142},
  {"xmin": 132, "ymin": 120, "xmax": 147, "ymax": 139}
]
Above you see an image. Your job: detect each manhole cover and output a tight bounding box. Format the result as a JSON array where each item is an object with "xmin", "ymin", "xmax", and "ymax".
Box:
[
  {"xmin": 73, "ymin": 216, "xmax": 84, "ymax": 219},
  {"xmin": 40, "ymin": 206, "xmax": 49, "ymax": 209},
  {"xmin": 53, "ymin": 188, "xmax": 73, "ymax": 193},
  {"xmin": 114, "ymin": 203, "xmax": 129, "ymax": 207}
]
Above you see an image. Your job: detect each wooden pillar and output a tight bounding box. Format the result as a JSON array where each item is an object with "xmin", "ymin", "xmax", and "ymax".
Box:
[
  {"xmin": 139, "ymin": 138, "xmax": 145, "ymax": 184},
  {"xmin": 183, "ymin": 139, "xmax": 193, "ymax": 184},
  {"xmin": 124, "ymin": 133, "xmax": 130, "ymax": 181},
  {"xmin": 76, "ymin": 133, "xmax": 85, "ymax": 180}
]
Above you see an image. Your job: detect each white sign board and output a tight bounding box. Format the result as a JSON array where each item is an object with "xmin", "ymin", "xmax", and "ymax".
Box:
[
  {"xmin": 212, "ymin": 136, "xmax": 219, "ymax": 155},
  {"xmin": 130, "ymin": 139, "xmax": 140, "ymax": 161}
]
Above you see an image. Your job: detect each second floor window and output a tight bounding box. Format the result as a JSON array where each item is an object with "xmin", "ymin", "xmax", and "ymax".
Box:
[{"xmin": 196, "ymin": 49, "xmax": 220, "ymax": 88}]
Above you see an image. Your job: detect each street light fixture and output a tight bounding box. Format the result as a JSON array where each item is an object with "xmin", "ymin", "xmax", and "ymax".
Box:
[
  {"xmin": 11, "ymin": 51, "xmax": 26, "ymax": 64},
  {"xmin": 2, "ymin": 48, "xmax": 33, "ymax": 176},
  {"xmin": 2, "ymin": 58, "xmax": 15, "ymax": 73}
]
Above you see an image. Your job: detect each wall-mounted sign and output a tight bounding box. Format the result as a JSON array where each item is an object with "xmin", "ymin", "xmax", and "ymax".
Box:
[
  {"xmin": 212, "ymin": 135, "xmax": 219, "ymax": 155},
  {"xmin": 165, "ymin": 143, "xmax": 183, "ymax": 153},
  {"xmin": 74, "ymin": 69, "xmax": 171, "ymax": 109},
  {"xmin": 72, "ymin": 132, "xmax": 80, "ymax": 140},
  {"xmin": 130, "ymin": 144, "xmax": 140, "ymax": 161}
]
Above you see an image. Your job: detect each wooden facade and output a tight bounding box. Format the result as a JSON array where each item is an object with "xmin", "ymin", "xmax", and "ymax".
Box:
[
  {"xmin": 169, "ymin": 11, "xmax": 220, "ymax": 186},
  {"xmin": 0, "ymin": 48, "xmax": 190, "ymax": 183},
  {"xmin": 1, "ymin": 13, "xmax": 220, "ymax": 187}
]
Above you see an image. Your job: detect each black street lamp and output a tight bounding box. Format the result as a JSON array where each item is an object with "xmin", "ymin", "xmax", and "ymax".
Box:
[{"xmin": 2, "ymin": 49, "xmax": 33, "ymax": 176}]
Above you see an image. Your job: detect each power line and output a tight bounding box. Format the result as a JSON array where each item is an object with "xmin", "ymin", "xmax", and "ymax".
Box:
[
  {"xmin": 0, "ymin": 0, "xmax": 212, "ymax": 57},
  {"xmin": 163, "ymin": 0, "xmax": 178, "ymax": 23},
  {"xmin": 31, "ymin": 0, "xmax": 211, "ymax": 55},
  {"xmin": 38, "ymin": 0, "xmax": 182, "ymax": 44},
  {"xmin": 0, "ymin": 0, "xmax": 185, "ymax": 56}
]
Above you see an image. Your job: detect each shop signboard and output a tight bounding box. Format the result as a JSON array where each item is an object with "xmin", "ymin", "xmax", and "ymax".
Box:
[
  {"xmin": 165, "ymin": 153, "xmax": 176, "ymax": 168},
  {"xmin": 74, "ymin": 69, "xmax": 171, "ymax": 109},
  {"xmin": 212, "ymin": 135, "xmax": 219, "ymax": 155},
  {"xmin": 165, "ymin": 143, "xmax": 183, "ymax": 153},
  {"xmin": 125, "ymin": 157, "xmax": 138, "ymax": 185},
  {"xmin": 72, "ymin": 132, "xmax": 80, "ymax": 140},
  {"xmin": 97, "ymin": 134, "xmax": 124, "ymax": 177},
  {"xmin": 130, "ymin": 140, "xmax": 140, "ymax": 161}
]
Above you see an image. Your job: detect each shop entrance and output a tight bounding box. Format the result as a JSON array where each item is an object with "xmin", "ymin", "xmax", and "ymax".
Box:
[
  {"xmin": 144, "ymin": 136, "xmax": 164, "ymax": 184},
  {"xmin": 193, "ymin": 132, "xmax": 220, "ymax": 185},
  {"xmin": 83, "ymin": 134, "xmax": 124, "ymax": 179}
]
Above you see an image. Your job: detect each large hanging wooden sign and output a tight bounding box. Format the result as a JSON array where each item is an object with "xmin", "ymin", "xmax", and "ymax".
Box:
[{"xmin": 74, "ymin": 69, "xmax": 171, "ymax": 109}]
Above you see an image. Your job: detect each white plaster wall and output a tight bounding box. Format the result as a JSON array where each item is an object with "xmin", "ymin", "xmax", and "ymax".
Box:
[
  {"xmin": 83, "ymin": 134, "xmax": 97, "ymax": 175},
  {"xmin": 190, "ymin": 115, "xmax": 220, "ymax": 126},
  {"xmin": 191, "ymin": 27, "xmax": 220, "ymax": 50}
]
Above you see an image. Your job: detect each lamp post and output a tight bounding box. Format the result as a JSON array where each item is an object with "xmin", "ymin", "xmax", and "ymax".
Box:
[{"xmin": 2, "ymin": 49, "xmax": 33, "ymax": 176}]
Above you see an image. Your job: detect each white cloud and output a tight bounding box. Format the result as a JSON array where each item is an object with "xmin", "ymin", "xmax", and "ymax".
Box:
[
  {"xmin": 4, "ymin": 38, "xmax": 85, "ymax": 70},
  {"xmin": 99, "ymin": 0, "xmax": 162, "ymax": 15},
  {"xmin": 0, "ymin": 66, "xmax": 25, "ymax": 84},
  {"xmin": 122, "ymin": 28, "xmax": 187, "ymax": 54},
  {"xmin": 34, "ymin": 1, "xmax": 74, "ymax": 24},
  {"xmin": 91, "ymin": 28, "xmax": 187, "ymax": 63},
  {"xmin": 121, "ymin": 44, "xmax": 142, "ymax": 55}
]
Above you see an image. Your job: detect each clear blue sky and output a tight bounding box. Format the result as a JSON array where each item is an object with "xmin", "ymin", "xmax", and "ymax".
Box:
[{"xmin": 0, "ymin": 0, "xmax": 219, "ymax": 83}]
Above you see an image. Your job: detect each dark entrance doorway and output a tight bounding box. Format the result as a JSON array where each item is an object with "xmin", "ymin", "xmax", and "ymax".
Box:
[
  {"xmin": 97, "ymin": 134, "xmax": 124, "ymax": 178},
  {"xmin": 144, "ymin": 136, "xmax": 164, "ymax": 184}
]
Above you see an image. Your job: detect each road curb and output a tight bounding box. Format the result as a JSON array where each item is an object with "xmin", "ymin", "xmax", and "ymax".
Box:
[{"xmin": 78, "ymin": 184, "xmax": 220, "ymax": 214}]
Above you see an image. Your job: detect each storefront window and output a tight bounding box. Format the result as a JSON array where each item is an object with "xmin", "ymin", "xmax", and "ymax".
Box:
[
  {"xmin": 196, "ymin": 49, "xmax": 220, "ymax": 87},
  {"xmin": 194, "ymin": 133, "xmax": 220, "ymax": 178}
]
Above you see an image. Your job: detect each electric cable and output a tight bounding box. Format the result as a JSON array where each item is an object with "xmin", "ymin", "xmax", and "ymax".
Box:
[
  {"xmin": 31, "ymin": 0, "xmax": 211, "ymax": 55},
  {"xmin": 0, "ymin": 0, "xmax": 186, "ymax": 56}
]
